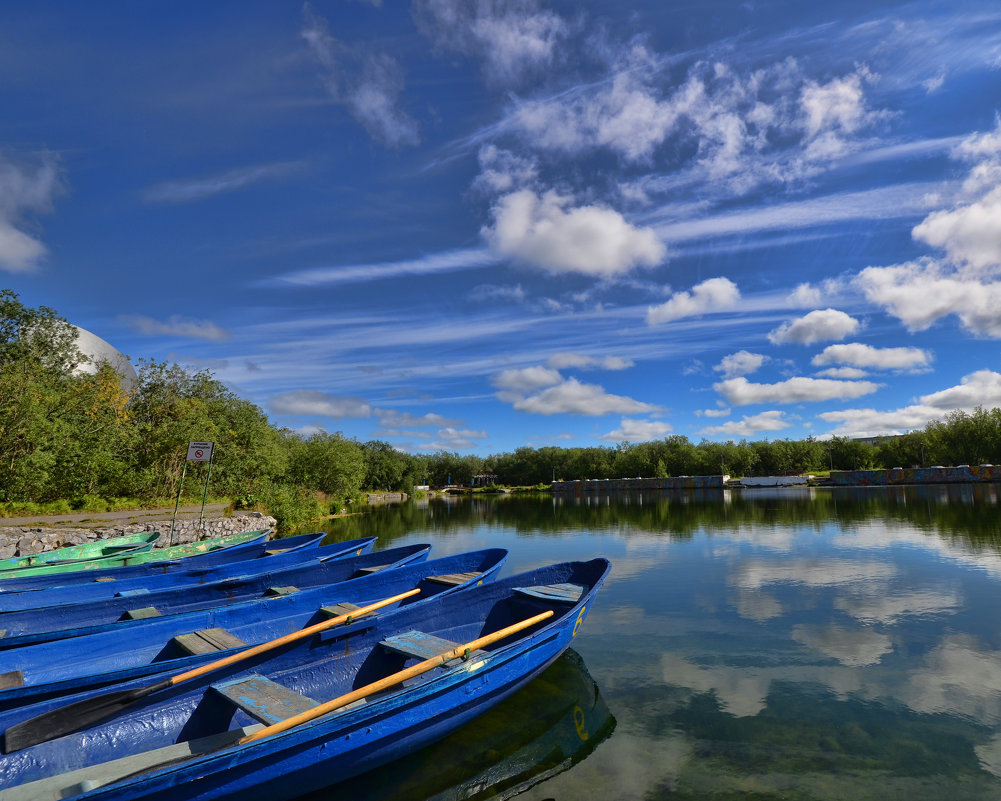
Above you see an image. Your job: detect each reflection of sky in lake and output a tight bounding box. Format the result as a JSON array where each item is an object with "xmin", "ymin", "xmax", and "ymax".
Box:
[{"xmin": 324, "ymin": 487, "xmax": 1001, "ymax": 798}]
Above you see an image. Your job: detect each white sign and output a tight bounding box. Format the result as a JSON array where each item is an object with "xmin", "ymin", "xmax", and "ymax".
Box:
[{"xmin": 186, "ymin": 441, "xmax": 215, "ymax": 462}]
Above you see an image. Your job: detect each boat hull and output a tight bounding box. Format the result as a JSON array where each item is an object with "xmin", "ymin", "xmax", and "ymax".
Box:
[
  {"xmin": 0, "ymin": 532, "xmax": 341, "ymax": 595},
  {"xmin": 0, "ymin": 548, "xmax": 508, "ymax": 709},
  {"xmin": 0, "ymin": 559, "xmax": 610, "ymax": 801},
  {"xmin": 0, "ymin": 541, "xmax": 421, "ymax": 648},
  {"xmin": 0, "ymin": 533, "xmax": 330, "ymax": 611}
]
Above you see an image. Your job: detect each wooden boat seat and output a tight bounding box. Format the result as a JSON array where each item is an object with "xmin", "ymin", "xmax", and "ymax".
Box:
[
  {"xmin": 211, "ymin": 674, "xmax": 319, "ymax": 725},
  {"xmin": 380, "ymin": 630, "xmax": 484, "ymax": 662},
  {"xmin": 0, "ymin": 725, "xmax": 264, "ymax": 801},
  {"xmin": 355, "ymin": 563, "xmax": 391, "ymax": 576},
  {"xmin": 120, "ymin": 606, "xmax": 161, "ymax": 620},
  {"xmin": 263, "ymin": 585, "xmax": 299, "ymax": 597},
  {"xmin": 171, "ymin": 627, "xmax": 248, "ymax": 656},
  {"xmin": 425, "ymin": 571, "xmax": 481, "ymax": 586},
  {"xmin": 320, "ymin": 601, "xmax": 361, "ymax": 619},
  {"xmin": 113, "ymin": 588, "xmax": 150, "ymax": 598},
  {"xmin": 513, "ymin": 583, "xmax": 584, "ymax": 604},
  {"xmin": 0, "ymin": 669, "xmax": 23, "ymax": 689}
]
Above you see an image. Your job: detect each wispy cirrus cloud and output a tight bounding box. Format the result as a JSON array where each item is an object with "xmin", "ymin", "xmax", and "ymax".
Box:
[
  {"xmin": 143, "ymin": 162, "xmax": 306, "ymax": 204},
  {"xmin": 301, "ymin": 4, "xmax": 419, "ymax": 147},
  {"xmin": 120, "ymin": 314, "xmax": 229, "ymax": 341},
  {"xmin": 414, "ymin": 0, "xmax": 569, "ymax": 86},
  {"xmin": 271, "ymin": 248, "xmax": 501, "ymax": 288},
  {"xmin": 546, "ymin": 353, "xmax": 634, "ymax": 370}
]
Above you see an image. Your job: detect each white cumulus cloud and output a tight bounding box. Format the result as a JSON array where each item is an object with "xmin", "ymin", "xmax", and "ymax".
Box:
[
  {"xmin": 856, "ymin": 258, "xmax": 1001, "ymax": 336},
  {"xmin": 767, "ymin": 308, "xmax": 860, "ymax": 345},
  {"xmin": 600, "ymin": 417, "xmax": 673, "ymax": 442},
  {"xmin": 811, "ymin": 343, "xmax": 932, "ymax": 372},
  {"xmin": 0, "ymin": 153, "xmax": 61, "ymax": 273},
  {"xmin": 647, "ymin": 277, "xmax": 740, "ymax": 325},
  {"xmin": 715, "ymin": 375, "xmax": 880, "ymax": 405},
  {"xmin": 512, "ymin": 377, "xmax": 659, "ymax": 416},
  {"xmin": 483, "ymin": 189, "xmax": 665, "ymax": 277},
  {"xmin": 714, "ymin": 350, "xmax": 766, "ymax": 379},
  {"xmin": 270, "ymin": 390, "xmax": 372, "ymax": 418},
  {"xmin": 491, "ymin": 365, "xmax": 563, "ymax": 400},
  {"xmin": 819, "ymin": 370, "xmax": 1001, "ymax": 437},
  {"xmin": 912, "ymin": 187, "xmax": 1001, "ymax": 272},
  {"xmin": 700, "ymin": 410, "xmax": 791, "ymax": 437}
]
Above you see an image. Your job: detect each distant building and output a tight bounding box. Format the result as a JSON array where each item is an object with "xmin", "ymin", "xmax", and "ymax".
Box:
[
  {"xmin": 69, "ymin": 325, "xmax": 138, "ymax": 389},
  {"xmin": 471, "ymin": 473, "xmax": 498, "ymax": 488}
]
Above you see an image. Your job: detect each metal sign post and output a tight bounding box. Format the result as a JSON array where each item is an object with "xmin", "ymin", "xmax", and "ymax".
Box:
[{"xmin": 169, "ymin": 441, "xmax": 215, "ymax": 546}]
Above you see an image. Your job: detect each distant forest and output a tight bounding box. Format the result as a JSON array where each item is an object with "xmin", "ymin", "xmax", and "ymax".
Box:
[{"xmin": 4, "ymin": 290, "xmax": 1000, "ymax": 525}]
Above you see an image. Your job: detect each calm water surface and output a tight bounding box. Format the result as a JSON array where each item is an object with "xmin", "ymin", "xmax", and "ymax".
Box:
[{"xmin": 303, "ymin": 485, "xmax": 1001, "ymax": 800}]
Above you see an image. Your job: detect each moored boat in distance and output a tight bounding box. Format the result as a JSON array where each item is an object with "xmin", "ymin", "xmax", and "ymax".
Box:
[{"xmin": 0, "ymin": 558, "xmax": 610, "ymax": 801}]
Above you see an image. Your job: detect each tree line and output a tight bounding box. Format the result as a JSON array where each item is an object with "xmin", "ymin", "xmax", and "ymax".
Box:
[{"xmin": 4, "ymin": 290, "xmax": 1001, "ymax": 527}]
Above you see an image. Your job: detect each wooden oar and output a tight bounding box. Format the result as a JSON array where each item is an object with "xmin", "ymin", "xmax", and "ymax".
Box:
[
  {"xmin": 4, "ymin": 588, "xmax": 421, "ymax": 753},
  {"xmin": 239, "ymin": 609, "xmax": 555, "ymax": 745}
]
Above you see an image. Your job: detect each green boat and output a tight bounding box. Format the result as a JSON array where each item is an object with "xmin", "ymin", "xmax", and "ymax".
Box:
[
  {"xmin": 0, "ymin": 530, "xmax": 272, "ymax": 580},
  {"xmin": 111, "ymin": 529, "xmax": 270, "ymax": 567},
  {"xmin": 0, "ymin": 531, "xmax": 161, "ymax": 574}
]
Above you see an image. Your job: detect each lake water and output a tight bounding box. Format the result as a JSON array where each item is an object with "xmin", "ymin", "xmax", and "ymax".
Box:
[{"xmin": 302, "ymin": 484, "xmax": 1001, "ymax": 800}]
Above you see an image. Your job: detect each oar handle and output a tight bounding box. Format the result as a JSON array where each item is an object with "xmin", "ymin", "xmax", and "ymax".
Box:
[
  {"xmin": 239, "ymin": 609, "xmax": 555, "ymax": 745},
  {"xmin": 170, "ymin": 588, "xmax": 421, "ymax": 685}
]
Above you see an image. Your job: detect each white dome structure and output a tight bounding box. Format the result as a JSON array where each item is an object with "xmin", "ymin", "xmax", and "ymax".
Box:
[{"xmin": 70, "ymin": 325, "xmax": 138, "ymax": 389}]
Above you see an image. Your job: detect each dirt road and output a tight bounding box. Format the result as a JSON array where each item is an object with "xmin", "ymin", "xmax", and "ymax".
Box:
[{"xmin": 0, "ymin": 503, "xmax": 230, "ymax": 528}]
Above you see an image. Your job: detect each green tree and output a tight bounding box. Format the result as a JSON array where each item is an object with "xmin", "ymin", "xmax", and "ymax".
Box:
[{"xmin": 286, "ymin": 431, "xmax": 367, "ymax": 503}]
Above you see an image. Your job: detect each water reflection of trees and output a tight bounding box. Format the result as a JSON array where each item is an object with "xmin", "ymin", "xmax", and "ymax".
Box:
[{"xmin": 316, "ymin": 485, "xmax": 1001, "ymax": 553}]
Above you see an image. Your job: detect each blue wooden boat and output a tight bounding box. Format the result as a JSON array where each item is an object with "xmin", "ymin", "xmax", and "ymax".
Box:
[
  {"xmin": 324, "ymin": 647, "xmax": 615, "ymax": 801},
  {"xmin": 0, "ymin": 549, "xmax": 508, "ymax": 710},
  {"xmin": 0, "ymin": 532, "xmax": 331, "ymax": 595},
  {"xmin": 0, "ymin": 533, "xmax": 331, "ymax": 611},
  {"xmin": 0, "ymin": 558, "xmax": 610, "ymax": 801},
  {"xmin": 0, "ymin": 542, "xmax": 427, "ymax": 648}
]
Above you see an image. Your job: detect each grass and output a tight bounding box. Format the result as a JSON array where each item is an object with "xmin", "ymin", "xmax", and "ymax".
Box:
[{"xmin": 0, "ymin": 496, "xmax": 233, "ymax": 519}]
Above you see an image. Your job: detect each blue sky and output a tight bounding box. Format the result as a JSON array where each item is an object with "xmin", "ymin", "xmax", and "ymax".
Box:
[{"xmin": 4, "ymin": 1, "xmax": 1001, "ymax": 455}]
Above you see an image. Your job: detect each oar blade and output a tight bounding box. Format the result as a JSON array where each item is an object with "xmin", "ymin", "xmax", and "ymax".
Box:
[{"xmin": 4, "ymin": 680, "xmax": 168, "ymax": 753}]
